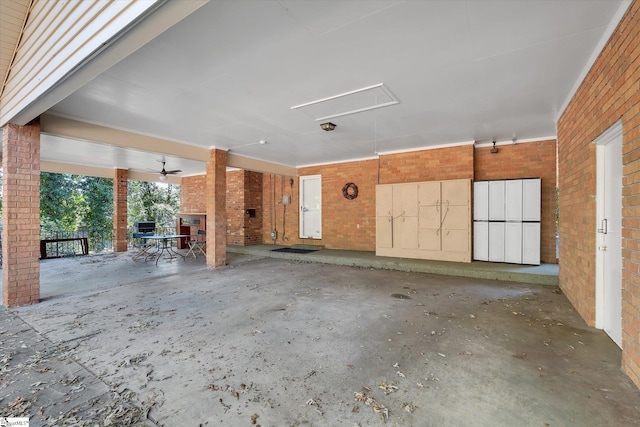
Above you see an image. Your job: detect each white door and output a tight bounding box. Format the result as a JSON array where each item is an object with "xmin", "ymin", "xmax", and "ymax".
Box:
[
  {"xmin": 595, "ymin": 121, "xmax": 623, "ymax": 348},
  {"xmin": 300, "ymin": 175, "xmax": 322, "ymax": 239}
]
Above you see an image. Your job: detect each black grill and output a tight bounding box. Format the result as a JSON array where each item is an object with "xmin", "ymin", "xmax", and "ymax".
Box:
[{"xmin": 134, "ymin": 221, "xmax": 156, "ymax": 234}]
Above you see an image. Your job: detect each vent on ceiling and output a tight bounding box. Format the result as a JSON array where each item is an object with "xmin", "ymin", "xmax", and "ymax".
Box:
[{"xmin": 291, "ymin": 83, "xmax": 399, "ymax": 121}]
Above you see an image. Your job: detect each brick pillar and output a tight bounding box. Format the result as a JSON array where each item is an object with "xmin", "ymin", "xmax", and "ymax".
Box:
[
  {"xmin": 206, "ymin": 149, "xmax": 227, "ymax": 267},
  {"xmin": 113, "ymin": 168, "xmax": 128, "ymax": 252},
  {"xmin": 2, "ymin": 120, "xmax": 41, "ymax": 307}
]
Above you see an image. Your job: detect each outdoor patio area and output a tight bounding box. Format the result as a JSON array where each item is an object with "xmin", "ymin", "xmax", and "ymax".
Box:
[{"xmin": 1, "ymin": 250, "xmax": 639, "ymax": 425}]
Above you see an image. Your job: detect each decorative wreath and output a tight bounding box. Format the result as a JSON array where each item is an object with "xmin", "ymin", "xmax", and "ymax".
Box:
[{"xmin": 342, "ymin": 182, "xmax": 359, "ymax": 200}]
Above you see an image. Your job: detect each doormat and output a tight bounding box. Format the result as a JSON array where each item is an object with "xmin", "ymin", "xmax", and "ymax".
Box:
[{"xmin": 271, "ymin": 248, "xmax": 319, "ymax": 254}]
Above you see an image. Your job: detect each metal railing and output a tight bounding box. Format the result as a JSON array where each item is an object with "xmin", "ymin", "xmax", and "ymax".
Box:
[
  {"xmin": 40, "ymin": 228, "xmax": 113, "ymax": 255},
  {"xmin": 30, "ymin": 225, "xmax": 178, "ymax": 258}
]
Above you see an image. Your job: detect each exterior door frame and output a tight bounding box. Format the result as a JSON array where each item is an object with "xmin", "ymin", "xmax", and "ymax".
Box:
[
  {"xmin": 299, "ymin": 174, "xmax": 322, "ymax": 239},
  {"xmin": 594, "ymin": 120, "xmax": 623, "ymax": 348}
]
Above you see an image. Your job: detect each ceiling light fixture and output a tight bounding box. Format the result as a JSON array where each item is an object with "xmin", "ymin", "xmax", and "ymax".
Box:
[
  {"xmin": 320, "ymin": 122, "xmax": 336, "ymax": 131},
  {"xmin": 159, "ymin": 174, "xmax": 168, "ymax": 181}
]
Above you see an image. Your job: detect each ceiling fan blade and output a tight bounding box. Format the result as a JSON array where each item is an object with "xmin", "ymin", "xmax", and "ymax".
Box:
[{"xmin": 165, "ymin": 169, "xmax": 182, "ymax": 174}]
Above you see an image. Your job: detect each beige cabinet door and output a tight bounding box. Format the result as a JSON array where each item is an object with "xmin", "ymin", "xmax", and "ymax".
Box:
[
  {"xmin": 376, "ymin": 185, "xmax": 393, "ymax": 217},
  {"xmin": 442, "ymin": 179, "xmax": 469, "ymax": 206},
  {"xmin": 418, "ymin": 181, "xmax": 441, "ymax": 206},
  {"xmin": 442, "ymin": 229, "xmax": 469, "ymax": 253},
  {"xmin": 393, "ymin": 183, "xmax": 418, "ymax": 250},
  {"xmin": 419, "ymin": 204, "xmax": 441, "ymax": 229},
  {"xmin": 418, "ymin": 181, "xmax": 443, "ymax": 251},
  {"xmin": 376, "ymin": 185, "xmax": 393, "ymax": 249},
  {"xmin": 441, "ymin": 180, "xmax": 471, "ymax": 256},
  {"xmin": 442, "ymin": 205, "xmax": 469, "ymax": 230},
  {"xmin": 393, "ymin": 183, "xmax": 418, "ymax": 217},
  {"xmin": 376, "ymin": 215, "xmax": 393, "ymax": 248},
  {"xmin": 395, "ymin": 216, "xmax": 419, "ymax": 249},
  {"xmin": 419, "ymin": 228, "xmax": 441, "ymax": 251}
]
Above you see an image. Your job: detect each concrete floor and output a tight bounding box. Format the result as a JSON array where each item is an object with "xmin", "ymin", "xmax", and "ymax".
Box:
[{"xmin": 1, "ymin": 251, "xmax": 639, "ymax": 426}]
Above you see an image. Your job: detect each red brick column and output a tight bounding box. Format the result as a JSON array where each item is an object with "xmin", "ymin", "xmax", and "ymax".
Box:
[
  {"xmin": 206, "ymin": 149, "xmax": 227, "ymax": 266},
  {"xmin": 113, "ymin": 168, "xmax": 128, "ymax": 252},
  {"xmin": 2, "ymin": 120, "xmax": 41, "ymax": 307}
]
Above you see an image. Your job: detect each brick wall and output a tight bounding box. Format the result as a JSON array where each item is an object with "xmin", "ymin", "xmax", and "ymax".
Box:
[
  {"xmin": 225, "ymin": 170, "xmax": 262, "ymax": 246},
  {"xmin": 260, "ymin": 143, "xmax": 554, "ymax": 252},
  {"xmin": 262, "ymin": 173, "xmax": 301, "ymax": 246},
  {"xmin": 296, "ymin": 159, "xmax": 380, "ymax": 250},
  {"xmin": 2, "ymin": 120, "xmax": 41, "ymax": 307},
  {"xmin": 182, "ymin": 171, "xmax": 262, "ymax": 246},
  {"xmin": 475, "ymin": 140, "xmax": 557, "ymax": 263},
  {"xmin": 557, "ymin": 1, "xmax": 640, "ymax": 388},
  {"xmin": 379, "ymin": 144, "xmax": 474, "ymax": 184},
  {"xmin": 244, "ymin": 171, "xmax": 263, "ymax": 245},
  {"xmin": 180, "ymin": 175, "xmax": 206, "ymax": 213}
]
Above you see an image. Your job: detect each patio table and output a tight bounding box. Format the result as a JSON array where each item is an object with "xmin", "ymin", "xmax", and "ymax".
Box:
[{"xmin": 141, "ymin": 234, "xmax": 189, "ymax": 265}]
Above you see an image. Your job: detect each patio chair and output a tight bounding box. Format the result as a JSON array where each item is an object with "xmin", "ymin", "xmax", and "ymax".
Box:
[
  {"xmin": 131, "ymin": 232, "xmax": 156, "ymax": 261},
  {"xmin": 185, "ymin": 229, "xmax": 206, "ymax": 259}
]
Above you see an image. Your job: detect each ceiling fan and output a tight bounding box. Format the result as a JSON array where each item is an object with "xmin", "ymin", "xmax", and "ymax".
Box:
[{"xmin": 155, "ymin": 160, "xmax": 181, "ymax": 181}]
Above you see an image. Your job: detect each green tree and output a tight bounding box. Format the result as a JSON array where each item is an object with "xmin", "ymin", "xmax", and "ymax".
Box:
[
  {"xmin": 77, "ymin": 176, "xmax": 113, "ymax": 231},
  {"xmin": 40, "ymin": 172, "xmax": 79, "ymax": 231},
  {"xmin": 128, "ymin": 180, "xmax": 180, "ymax": 230}
]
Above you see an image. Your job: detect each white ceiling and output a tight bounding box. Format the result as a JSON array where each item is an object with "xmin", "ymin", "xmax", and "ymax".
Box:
[{"xmin": 42, "ymin": 0, "xmax": 627, "ymax": 177}]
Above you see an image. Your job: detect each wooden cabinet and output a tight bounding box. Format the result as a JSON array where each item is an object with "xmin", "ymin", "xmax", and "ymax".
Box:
[
  {"xmin": 176, "ymin": 213, "xmax": 206, "ymax": 249},
  {"xmin": 376, "ymin": 179, "xmax": 471, "ymax": 262}
]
